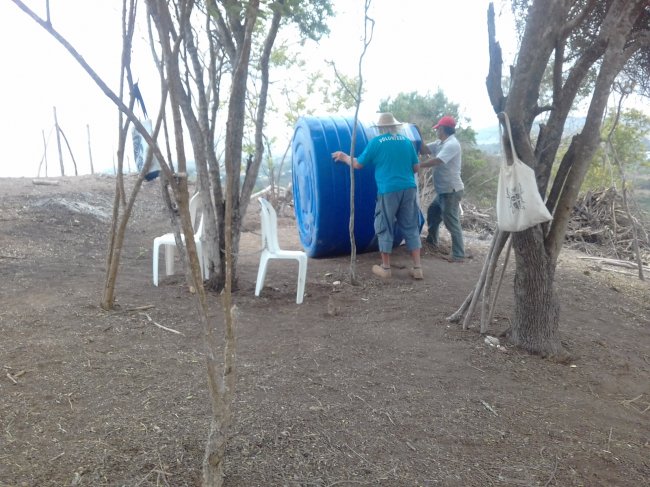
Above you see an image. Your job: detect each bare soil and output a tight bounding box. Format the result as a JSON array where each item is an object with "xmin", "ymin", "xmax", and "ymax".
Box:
[{"xmin": 1, "ymin": 175, "xmax": 649, "ymax": 487}]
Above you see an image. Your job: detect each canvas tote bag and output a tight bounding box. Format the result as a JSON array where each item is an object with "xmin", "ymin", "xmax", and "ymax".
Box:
[{"xmin": 496, "ymin": 114, "xmax": 552, "ymax": 232}]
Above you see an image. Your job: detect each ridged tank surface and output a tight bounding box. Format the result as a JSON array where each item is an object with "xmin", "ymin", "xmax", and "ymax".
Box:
[{"xmin": 291, "ymin": 116, "xmax": 422, "ymax": 258}]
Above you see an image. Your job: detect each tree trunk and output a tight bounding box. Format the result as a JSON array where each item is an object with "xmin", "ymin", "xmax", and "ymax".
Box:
[
  {"xmin": 203, "ymin": 418, "xmax": 227, "ymax": 486},
  {"xmin": 509, "ymin": 228, "xmax": 566, "ymax": 359},
  {"xmin": 483, "ymin": 0, "xmax": 647, "ymax": 359}
]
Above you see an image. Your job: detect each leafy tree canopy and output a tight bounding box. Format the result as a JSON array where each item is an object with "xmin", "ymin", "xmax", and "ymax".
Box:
[
  {"xmin": 378, "ymin": 90, "xmax": 476, "ymax": 145},
  {"xmin": 510, "ymin": 0, "xmax": 650, "ymax": 99},
  {"xmin": 273, "ymin": 0, "xmax": 333, "ymax": 42},
  {"xmin": 584, "ymin": 108, "xmax": 650, "ymax": 190}
]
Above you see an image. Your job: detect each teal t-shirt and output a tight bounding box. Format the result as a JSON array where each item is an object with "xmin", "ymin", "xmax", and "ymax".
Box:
[{"xmin": 357, "ymin": 133, "xmax": 418, "ymax": 195}]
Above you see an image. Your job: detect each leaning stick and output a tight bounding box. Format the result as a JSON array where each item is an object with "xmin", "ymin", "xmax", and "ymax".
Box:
[
  {"xmin": 448, "ymin": 234, "xmax": 500, "ymax": 323},
  {"xmin": 447, "ymin": 287, "xmax": 475, "ymax": 323},
  {"xmin": 480, "ymin": 233, "xmax": 506, "ymax": 331},
  {"xmin": 109, "ymin": 305, "xmax": 156, "ymax": 315},
  {"xmin": 140, "ymin": 312, "xmax": 184, "ymax": 336},
  {"xmin": 462, "ymin": 231, "xmax": 501, "ymax": 330},
  {"xmin": 483, "ymin": 235, "xmax": 512, "ymax": 333}
]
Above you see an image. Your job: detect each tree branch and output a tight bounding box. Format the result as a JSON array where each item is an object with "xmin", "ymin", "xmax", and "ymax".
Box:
[{"xmin": 485, "ymin": 2, "xmax": 505, "ymax": 115}]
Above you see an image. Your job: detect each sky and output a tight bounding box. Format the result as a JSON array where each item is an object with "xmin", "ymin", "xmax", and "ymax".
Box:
[{"xmin": 0, "ymin": 0, "xmax": 522, "ymax": 178}]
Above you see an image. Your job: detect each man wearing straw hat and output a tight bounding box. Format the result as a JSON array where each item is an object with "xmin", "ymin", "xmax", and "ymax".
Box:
[{"xmin": 331, "ymin": 112, "xmax": 423, "ymax": 280}]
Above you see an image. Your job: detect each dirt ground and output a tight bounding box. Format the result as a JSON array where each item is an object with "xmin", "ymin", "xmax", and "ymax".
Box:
[{"xmin": 1, "ymin": 174, "xmax": 649, "ymax": 487}]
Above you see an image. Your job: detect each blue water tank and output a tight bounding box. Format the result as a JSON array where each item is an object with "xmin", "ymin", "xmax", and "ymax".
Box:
[{"xmin": 291, "ymin": 116, "xmax": 422, "ymax": 258}]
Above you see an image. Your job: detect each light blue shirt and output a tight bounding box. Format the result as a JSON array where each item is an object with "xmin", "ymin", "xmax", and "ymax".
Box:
[{"xmin": 357, "ymin": 133, "xmax": 418, "ymax": 195}]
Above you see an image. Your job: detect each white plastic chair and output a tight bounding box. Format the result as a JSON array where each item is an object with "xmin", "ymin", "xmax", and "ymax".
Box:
[
  {"xmin": 255, "ymin": 197, "xmax": 308, "ymax": 304},
  {"xmin": 153, "ymin": 192, "xmax": 208, "ymax": 286}
]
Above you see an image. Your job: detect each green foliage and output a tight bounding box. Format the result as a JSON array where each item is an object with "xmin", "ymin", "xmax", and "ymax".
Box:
[
  {"xmin": 378, "ymin": 90, "xmax": 476, "ymax": 145},
  {"xmin": 581, "ymin": 152, "xmax": 618, "ymax": 190},
  {"xmin": 379, "ymin": 90, "xmax": 455, "ymax": 141},
  {"xmin": 270, "ymin": 43, "xmax": 305, "ymax": 70},
  {"xmin": 512, "ymin": 2, "xmax": 650, "ymax": 102},
  {"xmin": 277, "ymin": 68, "xmax": 361, "ymax": 129},
  {"xmin": 275, "ymin": 0, "xmax": 334, "ymax": 42},
  {"xmin": 583, "ymin": 108, "xmax": 650, "ymax": 191},
  {"xmin": 604, "ymin": 109, "xmax": 650, "ymax": 169},
  {"xmin": 318, "ymin": 70, "xmax": 360, "ymax": 112},
  {"xmin": 462, "ymin": 147, "xmax": 500, "ymax": 207}
]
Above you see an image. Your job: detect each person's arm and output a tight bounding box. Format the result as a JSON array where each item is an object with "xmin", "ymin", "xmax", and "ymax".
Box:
[
  {"xmin": 332, "ymin": 151, "xmax": 363, "ymax": 169},
  {"xmin": 421, "ymin": 139, "xmax": 457, "ymax": 168},
  {"xmin": 412, "ymin": 124, "xmax": 431, "ymax": 157},
  {"xmin": 408, "ymin": 142, "xmax": 420, "ymax": 173},
  {"xmin": 419, "ymin": 157, "xmax": 443, "ymax": 169}
]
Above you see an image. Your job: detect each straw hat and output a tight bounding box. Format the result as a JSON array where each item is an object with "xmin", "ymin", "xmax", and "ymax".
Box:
[{"xmin": 375, "ymin": 113, "xmax": 402, "ymax": 127}]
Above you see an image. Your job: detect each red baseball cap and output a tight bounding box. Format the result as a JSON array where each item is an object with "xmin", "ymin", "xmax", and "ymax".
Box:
[{"xmin": 433, "ymin": 115, "xmax": 456, "ymax": 129}]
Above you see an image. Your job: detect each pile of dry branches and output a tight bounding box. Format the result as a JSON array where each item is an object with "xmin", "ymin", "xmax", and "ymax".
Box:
[
  {"xmin": 459, "ymin": 201, "xmax": 497, "ymax": 235},
  {"xmin": 452, "ymin": 185, "xmax": 650, "ymax": 267},
  {"xmin": 419, "ymin": 171, "xmax": 496, "ymax": 236},
  {"xmin": 566, "ymin": 187, "xmax": 650, "ymax": 263}
]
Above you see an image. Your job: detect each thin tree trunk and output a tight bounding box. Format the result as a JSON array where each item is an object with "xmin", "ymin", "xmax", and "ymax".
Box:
[
  {"xmin": 338, "ymin": 0, "xmax": 373, "ymax": 285},
  {"xmin": 606, "ymin": 94, "xmax": 645, "ymax": 281},
  {"xmin": 53, "ymin": 106, "xmax": 65, "ymax": 176},
  {"xmin": 145, "ymin": 2, "xmax": 247, "ymax": 484}
]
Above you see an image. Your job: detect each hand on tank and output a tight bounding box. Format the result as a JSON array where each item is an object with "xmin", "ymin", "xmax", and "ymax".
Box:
[{"xmin": 332, "ymin": 151, "xmax": 348, "ymax": 163}]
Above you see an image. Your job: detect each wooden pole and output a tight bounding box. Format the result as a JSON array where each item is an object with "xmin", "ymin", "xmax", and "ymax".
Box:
[
  {"xmin": 87, "ymin": 124, "xmax": 95, "ymax": 174},
  {"xmin": 53, "ymin": 106, "xmax": 65, "ymax": 176},
  {"xmin": 58, "ymin": 127, "xmax": 78, "ymax": 176},
  {"xmin": 38, "ymin": 129, "xmax": 48, "ymax": 177}
]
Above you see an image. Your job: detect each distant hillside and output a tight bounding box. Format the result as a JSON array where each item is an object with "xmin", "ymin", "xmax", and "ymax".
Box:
[
  {"xmin": 474, "ymin": 118, "xmax": 650, "ymax": 212},
  {"xmin": 475, "ymin": 116, "xmax": 588, "ymax": 154}
]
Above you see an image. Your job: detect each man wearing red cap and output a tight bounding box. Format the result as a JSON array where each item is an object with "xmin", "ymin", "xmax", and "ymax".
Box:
[{"xmin": 419, "ymin": 115, "xmax": 466, "ymax": 262}]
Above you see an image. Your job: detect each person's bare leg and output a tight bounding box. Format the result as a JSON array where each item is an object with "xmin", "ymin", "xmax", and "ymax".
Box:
[
  {"xmin": 410, "ymin": 249, "xmax": 423, "ymax": 279},
  {"xmin": 411, "ymin": 249, "xmax": 421, "ymax": 268}
]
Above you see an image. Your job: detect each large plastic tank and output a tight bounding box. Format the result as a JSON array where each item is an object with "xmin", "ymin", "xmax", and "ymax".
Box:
[{"xmin": 291, "ymin": 116, "xmax": 422, "ymax": 258}]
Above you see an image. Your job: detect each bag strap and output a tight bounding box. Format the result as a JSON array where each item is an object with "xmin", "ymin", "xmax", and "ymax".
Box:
[{"xmin": 499, "ymin": 112, "xmax": 517, "ymax": 167}]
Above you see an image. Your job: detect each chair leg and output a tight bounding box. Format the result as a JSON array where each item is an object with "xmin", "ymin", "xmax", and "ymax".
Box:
[
  {"xmin": 203, "ymin": 253, "xmax": 209, "ymax": 279},
  {"xmin": 296, "ymin": 255, "xmax": 307, "ymax": 304},
  {"xmin": 255, "ymin": 252, "xmax": 270, "ymax": 297},
  {"xmin": 164, "ymin": 245, "xmax": 175, "ymax": 276},
  {"xmin": 200, "ymin": 243, "xmax": 209, "ymax": 279},
  {"xmin": 195, "ymin": 241, "xmax": 205, "ymax": 280},
  {"xmin": 153, "ymin": 241, "xmax": 160, "ymax": 286}
]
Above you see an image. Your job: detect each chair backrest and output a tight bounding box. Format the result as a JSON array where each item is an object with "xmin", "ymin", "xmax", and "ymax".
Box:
[
  {"xmin": 258, "ymin": 197, "xmax": 280, "ymax": 252},
  {"xmin": 189, "ymin": 192, "xmax": 204, "ymax": 238}
]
